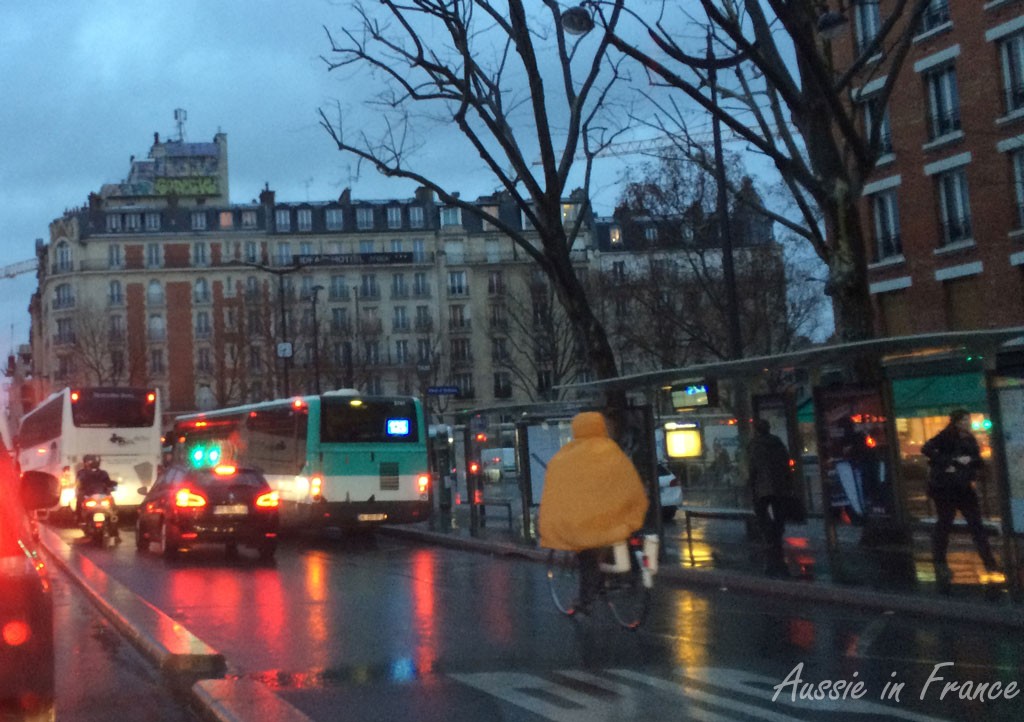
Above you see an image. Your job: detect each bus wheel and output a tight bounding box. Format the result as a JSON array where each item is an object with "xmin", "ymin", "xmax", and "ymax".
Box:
[{"xmin": 134, "ymin": 518, "xmax": 148, "ymax": 552}]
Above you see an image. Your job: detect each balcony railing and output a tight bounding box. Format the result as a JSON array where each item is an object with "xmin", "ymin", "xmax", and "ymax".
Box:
[
  {"xmin": 874, "ymin": 233, "xmax": 903, "ymax": 261},
  {"xmin": 928, "ymin": 109, "xmax": 961, "ymax": 140},
  {"xmin": 940, "ymin": 217, "xmax": 973, "ymax": 245}
]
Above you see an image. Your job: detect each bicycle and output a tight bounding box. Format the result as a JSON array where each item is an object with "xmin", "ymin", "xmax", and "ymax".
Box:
[{"xmin": 546, "ymin": 531, "xmax": 659, "ymax": 630}]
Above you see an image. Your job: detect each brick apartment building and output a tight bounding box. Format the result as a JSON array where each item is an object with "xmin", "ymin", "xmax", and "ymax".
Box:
[{"xmin": 841, "ymin": 0, "xmax": 1024, "ymax": 334}]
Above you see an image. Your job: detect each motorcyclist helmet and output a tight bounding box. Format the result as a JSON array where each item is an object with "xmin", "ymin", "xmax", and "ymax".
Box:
[{"xmin": 83, "ymin": 454, "xmax": 101, "ymax": 469}]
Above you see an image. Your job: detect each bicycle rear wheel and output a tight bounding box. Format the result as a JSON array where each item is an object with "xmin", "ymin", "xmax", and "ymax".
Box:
[
  {"xmin": 546, "ymin": 549, "xmax": 581, "ymax": 616},
  {"xmin": 604, "ymin": 559, "xmax": 650, "ymax": 630}
]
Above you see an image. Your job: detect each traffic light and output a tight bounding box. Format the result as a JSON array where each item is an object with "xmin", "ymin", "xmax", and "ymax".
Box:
[
  {"xmin": 474, "ymin": 432, "xmax": 488, "ymax": 443},
  {"xmin": 468, "ymin": 460, "xmax": 480, "ymax": 475},
  {"xmin": 188, "ymin": 444, "xmax": 222, "ymax": 468}
]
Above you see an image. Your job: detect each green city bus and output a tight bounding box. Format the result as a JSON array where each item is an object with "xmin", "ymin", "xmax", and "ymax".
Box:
[{"xmin": 169, "ymin": 390, "xmax": 431, "ymax": 531}]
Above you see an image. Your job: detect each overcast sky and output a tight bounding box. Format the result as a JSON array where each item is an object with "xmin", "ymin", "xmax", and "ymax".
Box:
[{"xmin": 0, "ymin": 1, "xmax": 828, "ymax": 366}]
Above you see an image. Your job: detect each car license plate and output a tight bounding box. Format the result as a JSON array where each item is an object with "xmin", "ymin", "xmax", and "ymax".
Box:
[
  {"xmin": 214, "ymin": 504, "xmax": 248, "ymax": 516},
  {"xmin": 358, "ymin": 513, "xmax": 387, "ymax": 522}
]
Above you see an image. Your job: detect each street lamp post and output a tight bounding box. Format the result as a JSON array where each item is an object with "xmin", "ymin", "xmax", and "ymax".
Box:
[
  {"xmin": 310, "ymin": 285, "xmax": 324, "ymax": 395},
  {"xmin": 247, "ymin": 261, "xmax": 301, "ymax": 397}
]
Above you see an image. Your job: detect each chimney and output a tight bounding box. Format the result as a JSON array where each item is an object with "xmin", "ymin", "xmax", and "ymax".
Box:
[
  {"xmin": 339, "ymin": 187, "xmax": 351, "ymax": 204},
  {"xmin": 414, "ymin": 186, "xmax": 435, "ymax": 205},
  {"xmin": 259, "ymin": 183, "xmax": 275, "ymax": 207}
]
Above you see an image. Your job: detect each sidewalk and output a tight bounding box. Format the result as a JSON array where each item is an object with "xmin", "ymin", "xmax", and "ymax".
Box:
[{"xmin": 381, "ymin": 501, "xmax": 1024, "ymax": 629}]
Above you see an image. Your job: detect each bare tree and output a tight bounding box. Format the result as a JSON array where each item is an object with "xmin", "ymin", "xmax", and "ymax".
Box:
[
  {"xmin": 319, "ymin": 0, "xmax": 633, "ymax": 405},
  {"xmin": 67, "ymin": 302, "xmax": 127, "ymax": 386},
  {"xmin": 589, "ymin": 0, "xmax": 929, "ymax": 354},
  {"xmin": 491, "ymin": 272, "xmax": 587, "ymax": 402}
]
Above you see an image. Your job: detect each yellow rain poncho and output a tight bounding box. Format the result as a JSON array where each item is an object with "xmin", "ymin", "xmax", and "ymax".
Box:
[{"xmin": 538, "ymin": 412, "xmax": 649, "ymax": 551}]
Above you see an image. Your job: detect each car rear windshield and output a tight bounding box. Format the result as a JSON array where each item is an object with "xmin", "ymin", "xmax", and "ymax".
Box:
[
  {"xmin": 320, "ymin": 397, "xmax": 420, "ymax": 444},
  {"xmin": 193, "ymin": 470, "xmax": 266, "ymax": 488}
]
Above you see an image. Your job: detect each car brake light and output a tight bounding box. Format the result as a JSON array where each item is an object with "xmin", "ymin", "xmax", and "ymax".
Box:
[
  {"xmin": 175, "ymin": 488, "xmax": 207, "ymax": 508},
  {"xmin": 2, "ymin": 619, "xmax": 31, "ymax": 647},
  {"xmin": 255, "ymin": 491, "xmax": 279, "ymax": 508},
  {"xmin": 214, "ymin": 464, "xmax": 237, "ymax": 475},
  {"xmin": 84, "ymin": 498, "xmax": 112, "ymax": 508},
  {"xmin": 417, "ymin": 473, "xmax": 430, "ymax": 494}
]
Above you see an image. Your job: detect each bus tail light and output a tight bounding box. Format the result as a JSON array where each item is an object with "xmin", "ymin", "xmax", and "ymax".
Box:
[
  {"xmin": 175, "ymin": 489, "xmax": 206, "ymax": 508},
  {"xmin": 417, "ymin": 473, "xmax": 430, "ymax": 495},
  {"xmin": 255, "ymin": 491, "xmax": 280, "ymax": 509},
  {"xmin": 2, "ymin": 619, "xmax": 31, "ymax": 647},
  {"xmin": 310, "ymin": 476, "xmax": 323, "ymax": 500}
]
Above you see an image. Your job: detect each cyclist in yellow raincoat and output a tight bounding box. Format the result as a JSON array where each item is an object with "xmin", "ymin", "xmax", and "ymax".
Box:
[{"xmin": 539, "ymin": 411, "xmax": 649, "ymax": 609}]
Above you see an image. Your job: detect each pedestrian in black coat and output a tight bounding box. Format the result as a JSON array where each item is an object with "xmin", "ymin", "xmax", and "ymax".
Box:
[
  {"xmin": 748, "ymin": 419, "xmax": 794, "ymax": 578},
  {"xmin": 921, "ymin": 409, "xmax": 999, "ymax": 588}
]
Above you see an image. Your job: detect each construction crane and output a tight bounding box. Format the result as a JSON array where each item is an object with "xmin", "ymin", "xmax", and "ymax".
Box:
[{"xmin": 0, "ymin": 258, "xmax": 36, "ymax": 280}]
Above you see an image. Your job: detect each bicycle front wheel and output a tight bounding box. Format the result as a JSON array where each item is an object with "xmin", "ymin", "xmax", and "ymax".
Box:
[
  {"xmin": 546, "ymin": 549, "xmax": 581, "ymax": 616},
  {"xmin": 604, "ymin": 561, "xmax": 650, "ymax": 630}
]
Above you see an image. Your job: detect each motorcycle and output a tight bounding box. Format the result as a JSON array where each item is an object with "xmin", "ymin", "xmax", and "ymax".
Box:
[{"xmin": 79, "ymin": 491, "xmax": 119, "ymax": 547}]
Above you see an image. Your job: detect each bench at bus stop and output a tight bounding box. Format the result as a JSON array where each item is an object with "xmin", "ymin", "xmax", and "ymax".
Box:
[{"xmin": 677, "ymin": 505, "xmax": 757, "ymax": 564}]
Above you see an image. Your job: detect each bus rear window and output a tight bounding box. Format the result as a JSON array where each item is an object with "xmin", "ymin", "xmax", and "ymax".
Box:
[
  {"xmin": 320, "ymin": 398, "xmax": 419, "ymax": 444},
  {"xmin": 72, "ymin": 388, "xmax": 157, "ymax": 428}
]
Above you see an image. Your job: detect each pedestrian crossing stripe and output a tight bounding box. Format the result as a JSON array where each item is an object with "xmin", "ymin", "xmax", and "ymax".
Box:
[{"xmin": 450, "ymin": 667, "xmax": 952, "ymax": 722}]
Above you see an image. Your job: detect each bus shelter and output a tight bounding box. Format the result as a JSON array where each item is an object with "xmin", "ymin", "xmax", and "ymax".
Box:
[{"xmin": 549, "ymin": 327, "xmax": 1024, "ymax": 601}]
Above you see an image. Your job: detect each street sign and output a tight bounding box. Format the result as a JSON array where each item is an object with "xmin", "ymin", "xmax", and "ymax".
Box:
[
  {"xmin": 277, "ymin": 342, "xmax": 293, "ymax": 359},
  {"xmin": 427, "ymin": 385, "xmax": 459, "ymax": 396}
]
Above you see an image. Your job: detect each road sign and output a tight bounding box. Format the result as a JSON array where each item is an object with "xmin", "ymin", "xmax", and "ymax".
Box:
[
  {"xmin": 276, "ymin": 342, "xmax": 293, "ymax": 359},
  {"xmin": 427, "ymin": 385, "xmax": 459, "ymax": 396}
]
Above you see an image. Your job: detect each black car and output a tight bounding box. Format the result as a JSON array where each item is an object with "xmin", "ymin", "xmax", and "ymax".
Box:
[
  {"xmin": 135, "ymin": 464, "xmax": 279, "ymax": 561},
  {"xmin": 1, "ymin": 465, "xmax": 60, "ymax": 718}
]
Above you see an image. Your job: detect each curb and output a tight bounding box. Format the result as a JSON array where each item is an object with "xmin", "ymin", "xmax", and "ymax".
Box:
[
  {"xmin": 379, "ymin": 525, "xmax": 1024, "ymax": 629},
  {"xmin": 39, "ymin": 526, "xmax": 315, "ymax": 722}
]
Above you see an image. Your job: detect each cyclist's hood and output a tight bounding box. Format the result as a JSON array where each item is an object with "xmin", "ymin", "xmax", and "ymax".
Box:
[
  {"xmin": 538, "ymin": 412, "xmax": 649, "ymax": 551},
  {"xmin": 571, "ymin": 411, "xmax": 608, "ymax": 440}
]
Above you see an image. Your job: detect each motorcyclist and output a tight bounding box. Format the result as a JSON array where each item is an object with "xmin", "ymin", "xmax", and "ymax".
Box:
[{"xmin": 76, "ymin": 454, "xmax": 120, "ymax": 541}]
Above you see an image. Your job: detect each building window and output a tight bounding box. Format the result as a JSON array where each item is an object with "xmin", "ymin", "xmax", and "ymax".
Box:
[
  {"xmin": 108, "ymin": 280, "xmax": 123, "ymax": 306},
  {"xmin": 191, "ymin": 211, "xmax": 207, "ymax": 231},
  {"xmin": 108, "ymin": 244, "xmax": 123, "ymax": 268},
  {"xmin": 491, "ymin": 337, "xmax": 509, "ymax": 363},
  {"xmin": 106, "ymin": 214, "xmax": 122, "ymax": 232},
  {"xmin": 612, "ymin": 261, "xmax": 626, "ymax": 281},
  {"xmin": 245, "ymin": 241, "xmax": 259, "ymax": 264},
  {"xmin": 194, "ymin": 278, "xmax": 211, "ymax": 303},
  {"xmin": 125, "ymin": 213, "xmax": 141, "ymax": 231},
  {"xmin": 918, "ymin": 0, "xmax": 950, "ymax": 35},
  {"xmin": 146, "ymin": 243, "xmax": 161, "ymax": 268},
  {"xmin": 390, "ymin": 238, "xmax": 403, "ymax": 254},
  {"xmin": 363, "ymin": 340, "xmax": 380, "ymax": 364},
  {"xmin": 561, "ymin": 202, "xmax": 579, "ymax": 226},
  {"xmin": 610, "ymin": 225, "xmax": 622, "ymax": 245},
  {"xmin": 54, "ymin": 283, "xmax": 74, "ymax": 309},
  {"xmin": 299, "ymin": 241, "xmax": 313, "ymax": 257},
  {"xmin": 147, "ymin": 280, "xmax": 164, "ymax": 306},
  {"xmin": 417, "ymin": 339, "xmax": 432, "ymax": 364},
  {"xmin": 241, "ymin": 210, "xmax": 258, "ymax": 229},
  {"xmin": 494, "ymin": 371, "xmax": 512, "ymax": 399},
  {"xmin": 448, "ymin": 270, "xmax": 469, "ymax": 297},
  {"xmin": 453, "ymin": 373, "xmax": 474, "ymax": 398},
  {"xmin": 449, "ymin": 304, "xmax": 469, "ymax": 330},
  {"xmin": 298, "ymin": 208, "xmax": 313, "ymax": 231},
  {"xmin": 356, "ymin": 207, "xmax": 374, "ymax": 230},
  {"xmin": 853, "ymin": 0, "xmax": 881, "ymax": 54},
  {"xmin": 249, "ymin": 346, "xmax": 263, "ymax": 372},
  {"xmin": 863, "ymin": 96, "xmax": 893, "ymax": 154},
  {"xmin": 488, "ymin": 270, "xmax": 504, "ymax": 295},
  {"xmin": 409, "ymin": 206, "xmax": 425, "ymax": 228},
  {"xmin": 219, "ymin": 211, "xmax": 234, "ymax": 229},
  {"xmin": 387, "ymin": 206, "xmax": 402, "ymax": 229},
  {"xmin": 444, "ymin": 240, "xmax": 465, "ymax": 264},
  {"xmin": 362, "ymin": 274, "xmax": 381, "ymax": 300},
  {"xmin": 326, "ymin": 208, "xmax": 344, "ymax": 230},
  {"xmin": 329, "ymin": 274, "xmax": 349, "ymax": 300},
  {"xmin": 55, "ymin": 242, "xmax": 72, "ymax": 272},
  {"xmin": 412, "ymin": 238, "xmax": 426, "ymax": 262},
  {"xmin": 451, "ymin": 338, "xmax": 471, "ymax": 362},
  {"xmin": 936, "ymin": 167, "xmax": 972, "ymax": 245},
  {"xmin": 145, "ymin": 212, "xmax": 161, "ymax": 231},
  {"xmin": 999, "ymin": 31, "xmax": 1024, "ymax": 115},
  {"xmin": 148, "ymin": 315, "xmax": 166, "ymax": 342},
  {"xmin": 392, "ymin": 273, "xmax": 408, "ymax": 298},
  {"xmin": 393, "ymin": 306, "xmax": 409, "ymax": 331},
  {"xmin": 481, "ymin": 205, "xmax": 499, "ymax": 232},
  {"xmin": 644, "ymin": 226, "xmax": 658, "ymax": 243},
  {"xmin": 276, "ymin": 241, "xmax": 292, "ymax": 266},
  {"xmin": 56, "ymin": 318, "xmax": 75, "ymax": 345},
  {"xmin": 195, "ymin": 311, "xmax": 212, "ymax": 338},
  {"xmin": 197, "ymin": 347, "xmax": 212, "ymax": 373},
  {"xmin": 870, "ymin": 190, "xmax": 902, "ymax": 261},
  {"xmin": 924, "ymin": 65, "xmax": 960, "ymax": 140},
  {"xmin": 395, "ymin": 339, "xmax": 409, "ymax": 364},
  {"xmin": 440, "ymin": 207, "xmax": 462, "ymax": 227},
  {"xmin": 275, "ymin": 208, "xmax": 291, "ymax": 231},
  {"xmin": 247, "ymin": 309, "xmax": 262, "ymax": 334},
  {"xmin": 1013, "ymin": 149, "xmax": 1024, "ymax": 228},
  {"xmin": 415, "ymin": 306, "xmax": 432, "ymax": 332},
  {"xmin": 150, "ymin": 349, "xmax": 166, "ymax": 375},
  {"xmin": 359, "ymin": 239, "xmax": 374, "ymax": 254},
  {"xmin": 330, "ymin": 307, "xmax": 349, "ymax": 334},
  {"xmin": 109, "ymin": 315, "xmax": 124, "ymax": 342},
  {"xmin": 193, "ymin": 241, "xmax": 209, "ymax": 267}
]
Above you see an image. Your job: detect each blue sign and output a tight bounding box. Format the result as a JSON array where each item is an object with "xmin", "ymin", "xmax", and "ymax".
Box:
[{"xmin": 427, "ymin": 385, "xmax": 460, "ymax": 396}]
